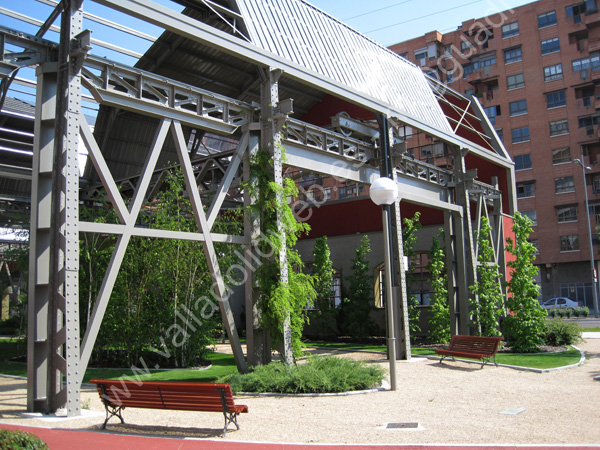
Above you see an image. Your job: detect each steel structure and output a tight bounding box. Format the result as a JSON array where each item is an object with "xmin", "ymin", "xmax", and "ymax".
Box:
[{"xmin": 0, "ymin": 0, "xmax": 515, "ymax": 416}]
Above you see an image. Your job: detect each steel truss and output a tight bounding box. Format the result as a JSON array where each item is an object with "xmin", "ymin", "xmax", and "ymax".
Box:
[{"xmin": 0, "ymin": 0, "xmax": 512, "ymax": 416}]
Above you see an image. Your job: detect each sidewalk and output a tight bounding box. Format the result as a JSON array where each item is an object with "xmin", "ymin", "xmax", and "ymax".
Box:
[{"xmin": 2, "ymin": 424, "xmax": 599, "ymax": 450}]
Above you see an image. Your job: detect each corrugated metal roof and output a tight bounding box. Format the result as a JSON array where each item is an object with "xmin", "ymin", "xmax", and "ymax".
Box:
[{"xmin": 235, "ymin": 0, "xmax": 452, "ymax": 133}]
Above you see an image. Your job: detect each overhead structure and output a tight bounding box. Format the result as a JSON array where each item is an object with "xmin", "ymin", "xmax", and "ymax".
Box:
[{"xmin": 0, "ymin": 0, "xmax": 515, "ymax": 416}]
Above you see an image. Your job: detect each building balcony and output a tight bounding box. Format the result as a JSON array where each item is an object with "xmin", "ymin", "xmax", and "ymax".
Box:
[
  {"xmin": 465, "ymin": 69, "xmax": 498, "ymax": 85},
  {"xmin": 585, "ymin": 13, "xmax": 600, "ymax": 28},
  {"xmin": 589, "ymin": 37, "xmax": 600, "ymax": 52}
]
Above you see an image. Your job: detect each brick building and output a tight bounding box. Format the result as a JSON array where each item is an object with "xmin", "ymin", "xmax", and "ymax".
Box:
[{"xmin": 389, "ymin": 0, "xmax": 600, "ymax": 309}]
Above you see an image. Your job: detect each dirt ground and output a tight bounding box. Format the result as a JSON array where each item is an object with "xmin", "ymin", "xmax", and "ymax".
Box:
[{"xmin": 0, "ymin": 339, "xmax": 599, "ymax": 445}]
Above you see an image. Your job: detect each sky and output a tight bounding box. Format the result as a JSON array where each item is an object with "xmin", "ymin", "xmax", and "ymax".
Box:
[{"xmin": 310, "ymin": 0, "xmax": 535, "ymax": 47}]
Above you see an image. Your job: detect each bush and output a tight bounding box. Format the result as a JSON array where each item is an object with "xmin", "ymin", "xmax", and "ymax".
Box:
[
  {"xmin": 0, "ymin": 428, "xmax": 49, "ymax": 449},
  {"xmin": 220, "ymin": 356, "xmax": 385, "ymax": 394},
  {"xmin": 575, "ymin": 306, "xmax": 590, "ymax": 318},
  {"xmin": 544, "ymin": 318, "xmax": 583, "ymax": 346},
  {"xmin": 547, "ymin": 309, "xmax": 556, "ymax": 318}
]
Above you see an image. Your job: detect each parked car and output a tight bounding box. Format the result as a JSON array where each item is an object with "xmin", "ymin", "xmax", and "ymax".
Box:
[{"xmin": 541, "ymin": 297, "xmax": 582, "ymax": 309}]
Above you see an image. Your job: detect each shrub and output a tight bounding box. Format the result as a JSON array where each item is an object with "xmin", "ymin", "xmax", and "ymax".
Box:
[
  {"xmin": 572, "ymin": 308, "xmax": 580, "ymax": 318},
  {"xmin": 577, "ymin": 306, "xmax": 590, "ymax": 318},
  {"xmin": 220, "ymin": 356, "xmax": 385, "ymax": 394},
  {"xmin": 547, "ymin": 309, "xmax": 556, "ymax": 318},
  {"xmin": 544, "ymin": 318, "xmax": 583, "ymax": 346},
  {"xmin": 564, "ymin": 309, "xmax": 573, "ymax": 318},
  {"xmin": 0, "ymin": 428, "xmax": 49, "ymax": 450}
]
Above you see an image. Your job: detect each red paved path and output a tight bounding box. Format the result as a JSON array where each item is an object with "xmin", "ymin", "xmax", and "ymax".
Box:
[{"xmin": 2, "ymin": 424, "xmax": 599, "ymax": 450}]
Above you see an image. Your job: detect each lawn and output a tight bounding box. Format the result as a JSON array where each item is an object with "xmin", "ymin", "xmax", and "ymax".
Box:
[
  {"xmin": 0, "ymin": 338, "xmax": 239, "ymax": 383},
  {"xmin": 0, "ymin": 337, "xmax": 583, "ymax": 382},
  {"xmin": 305, "ymin": 340, "xmax": 583, "ymax": 369}
]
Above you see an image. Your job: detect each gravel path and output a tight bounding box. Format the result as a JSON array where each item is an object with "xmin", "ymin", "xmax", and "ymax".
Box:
[{"xmin": 1, "ymin": 339, "xmax": 599, "ymax": 445}]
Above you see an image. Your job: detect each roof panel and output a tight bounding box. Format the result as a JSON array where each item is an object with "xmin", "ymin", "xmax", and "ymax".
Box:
[{"xmin": 235, "ymin": 0, "xmax": 452, "ymax": 133}]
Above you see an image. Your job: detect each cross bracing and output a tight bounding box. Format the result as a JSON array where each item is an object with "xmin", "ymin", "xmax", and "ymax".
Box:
[{"xmin": 0, "ymin": 0, "xmax": 515, "ymax": 417}]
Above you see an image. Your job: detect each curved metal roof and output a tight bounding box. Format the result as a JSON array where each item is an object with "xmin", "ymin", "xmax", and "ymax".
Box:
[{"xmin": 235, "ymin": 0, "xmax": 453, "ymax": 134}]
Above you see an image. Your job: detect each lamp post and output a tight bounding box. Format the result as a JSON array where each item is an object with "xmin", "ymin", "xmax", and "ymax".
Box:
[
  {"xmin": 369, "ymin": 176, "xmax": 398, "ymax": 391},
  {"xmin": 574, "ymin": 157, "xmax": 600, "ymax": 318}
]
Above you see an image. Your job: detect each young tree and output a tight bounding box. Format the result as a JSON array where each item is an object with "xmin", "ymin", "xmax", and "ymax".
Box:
[
  {"xmin": 503, "ymin": 212, "xmax": 547, "ymax": 352},
  {"xmin": 402, "ymin": 212, "xmax": 422, "ymax": 340},
  {"xmin": 311, "ymin": 236, "xmax": 336, "ymax": 338},
  {"xmin": 469, "ymin": 217, "xmax": 503, "ymax": 337},
  {"xmin": 340, "ymin": 235, "xmax": 376, "ymax": 340},
  {"xmin": 427, "ymin": 230, "xmax": 450, "ymax": 344}
]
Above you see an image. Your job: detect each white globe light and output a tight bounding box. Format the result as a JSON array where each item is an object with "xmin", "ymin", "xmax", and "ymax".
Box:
[{"xmin": 369, "ymin": 177, "xmax": 398, "ymax": 206}]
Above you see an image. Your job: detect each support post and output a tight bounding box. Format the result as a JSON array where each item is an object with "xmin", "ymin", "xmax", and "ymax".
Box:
[
  {"xmin": 377, "ymin": 115, "xmax": 410, "ymax": 361},
  {"xmin": 452, "ymin": 148, "xmax": 478, "ymax": 335},
  {"xmin": 27, "ymin": 0, "xmax": 85, "ymax": 415},
  {"xmin": 259, "ymin": 68, "xmax": 293, "ymax": 365},
  {"xmin": 244, "ymin": 126, "xmax": 271, "ymax": 366}
]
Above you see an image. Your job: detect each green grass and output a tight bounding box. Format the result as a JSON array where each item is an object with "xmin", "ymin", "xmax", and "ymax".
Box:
[
  {"xmin": 0, "ymin": 338, "xmax": 239, "ymax": 383},
  {"xmin": 306, "ymin": 340, "xmax": 582, "ymax": 369},
  {"xmin": 410, "ymin": 346, "xmax": 582, "ymax": 369},
  {"xmin": 583, "ymin": 327, "xmax": 600, "ymax": 332}
]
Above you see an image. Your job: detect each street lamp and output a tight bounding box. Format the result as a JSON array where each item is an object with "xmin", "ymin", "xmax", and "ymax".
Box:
[
  {"xmin": 574, "ymin": 157, "xmax": 600, "ymax": 318},
  {"xmin": 369, "ymin": 176, "xmax": 398, "ymax": 391}
]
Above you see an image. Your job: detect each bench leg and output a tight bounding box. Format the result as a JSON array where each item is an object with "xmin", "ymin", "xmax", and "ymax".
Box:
[
  {"xmin": 222, "ymin": 411, "xmax": 240, "ymax": 438},
  {"xmin": 102, "ymin": 404, "xmax": 125, "ymax": 429}
]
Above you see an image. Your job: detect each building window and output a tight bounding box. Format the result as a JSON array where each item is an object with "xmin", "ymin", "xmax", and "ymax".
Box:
[
  {"xmin": 549, "ymin": 119, "xmax": 569, "ymax": 136},
  {"xmin": 465, "ymin": 88, "xmax": 474, "ymax": 96},
  {"xmin": 567, "ymin": 1, "xmax": 598, "ymax": 24},
  {"xmin": 415, "ymin": 48, "xmax": 428, "ymax": 65},
  {"xmin": 546, "ymin": 90, "xmax": 566, "ymax": 109},
  {"xmin": 544, "ymin": 63, "xmax": 563, "ymax": 81},
  {"xmin": 555, "ymin": 176, "xmax": 575, "ymax": 193},
  {"xmin": 512, "ymin": 126, "xmax": 530, "ymax": 143},
  {"xmin": 504, "ymin": 47, "xmax": 522, "ymax": 64},
  {"xmin": 509, "ymin": 99, "xmax": 528, "ymax": 116},
  {"xmin": 578, "ymin": 114, "xmax": 600, "ymax": 128},
  {"xmin": 538, "ymin": 10, "xmax": 557, "ymax": 28},
  {"xmin": 483, "ymin": 105, "xmax": 500, "ymax": 125},
  {"xmin": 460, "ymin": 40, "xmax": 473, "ymax": 54},
  {"xmin": 541, "ymin": 37, "xmax": 560, "ymax": 55},
  {"xmin": 522, "ymin": 210, "xmax": 537, "ymax": 226},
  {"xmin": 507, "ymin": 73, "xmax": 525, "ymax": 90},
  {"xmin": 529, "ymin": 239, "xmax": 540, "ymax": 254},
  {"xmin": 552, "ymin": 147, "xmax": 571, "ymax": 165},
  {"xmin": 517, "ymin": 181, "xmax": 535, "ymax": 198},
  {"xmin": 502, "ymin": 22, "xmax": 519, "ymax": 38},
  {"xmin": 557, "ymin": 205, "xmax": 578, "ymax": 222},
  {"xmin": 560, "ymin": 234, "xmax": 579, "ymax": 252},
  {"xmin": 514, "ymin": 154, "xmax": 532, "ymax": 171},
  {"xmin": 572, "ymin": 54, "xmax": 600, "ymax": 73},
  {"xmin": 495, "ymin": 128, "xmax": 503, "ymax": 142},
  {"xmin": 444, "ymin": 45, "xmax": 453, "ymax": 59}
]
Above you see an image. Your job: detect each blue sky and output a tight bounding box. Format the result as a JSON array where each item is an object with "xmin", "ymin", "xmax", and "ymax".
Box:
[{"xmin": 311, "ymin": 0, "xmax": 535, "ymax": 46}]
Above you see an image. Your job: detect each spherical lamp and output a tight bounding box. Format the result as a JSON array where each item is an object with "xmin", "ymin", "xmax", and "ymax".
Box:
[{"xmin": 369, "ymin": 177, "xmax": 398, "ymax": 206}]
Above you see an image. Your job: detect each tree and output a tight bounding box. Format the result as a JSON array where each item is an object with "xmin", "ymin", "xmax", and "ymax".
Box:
[
  {"xmin": 402, "ymin": 212, "xmax": 422, "ymax": 340},
  {"xmin": 311, "ymin": 236, "xmax": 336, "ymax": 338},
  {"xmin": 248, "ymin": 147, "xmax": 316, "ymax": 360},
  {"xmin": 503, "ymin": 212, "xmax": 547, "ymax": 352},
  {"xmin": 427, "ymin": 230, "xmax": 450, "ymax": 344},
  {"xmin": 340, "ymin": 235, "xmax": 376, "ymax": 340},
  {"xmin": 469, "ymin": 217, "xmax": 503, "ymax": 337}
]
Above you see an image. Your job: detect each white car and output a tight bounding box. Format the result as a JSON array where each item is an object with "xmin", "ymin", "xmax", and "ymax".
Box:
[{"xmin": 541, "ymin": 297, "xmax": 582, "ymax": 309}]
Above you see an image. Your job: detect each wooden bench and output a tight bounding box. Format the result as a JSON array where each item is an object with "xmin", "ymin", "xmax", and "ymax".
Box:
[
  {"xmin": 90, "ymin": 379, "xmax": 248, "ymax": 437},
  {"xmin": 435, "ymin": 335, "xmax": 503, "ymax": 368}
]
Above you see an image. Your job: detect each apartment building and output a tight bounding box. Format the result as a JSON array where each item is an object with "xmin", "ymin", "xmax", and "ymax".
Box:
[{"xmin": 389, "ymin": 0, "xmax": 600, "ymax": 308}]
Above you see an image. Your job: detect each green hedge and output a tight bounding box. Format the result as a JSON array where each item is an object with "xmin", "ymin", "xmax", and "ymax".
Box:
[
  {"xmin": 220, "ymin": 356, "xmax": 385, "ymax": 394},
  {"xmin": 0, "ymin": 428, "xmax": 49, "ymax": 450}
]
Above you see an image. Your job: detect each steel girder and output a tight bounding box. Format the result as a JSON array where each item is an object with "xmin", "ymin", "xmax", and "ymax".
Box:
[{"xmin": 0, "ymin": 2, "xmax": 509, "ymax": 416}]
